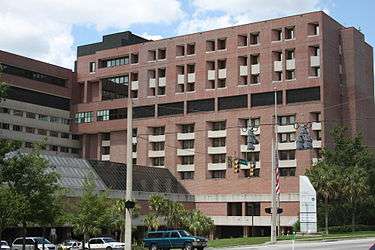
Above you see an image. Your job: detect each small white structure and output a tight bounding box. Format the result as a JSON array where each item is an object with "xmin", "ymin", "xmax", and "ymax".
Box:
[{"xmin": 299, "ymin": 176, "xmax": 317, "ymax": 233}]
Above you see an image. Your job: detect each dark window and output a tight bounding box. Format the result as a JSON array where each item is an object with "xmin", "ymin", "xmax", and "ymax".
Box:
[
  {"xmin": 279, "ymin": 150, "xmax": 295, "ymax": 160},
  {"xmin": 227, "ymin": 202, "xmax": 242, "ymax": 216},
  {"xmin": 5, "ymin": 86, "xmax": 70, "ymax": 110},
  {"xmin": 109, "ymin": 108, "xmax": 127, "ymax": 120},
  {"xmin": 251, "ymin": 91, "xmax": 282, "ymax": 107},
  {"xmin": 0, "ymin": 63, "xmax": 67, "ymax": 87},
  {"xmin": 180, "ymin": 171, "xmax": 194, "ymax": 180},
  {"xmin": 218, "ymin": 95, "xmax": 247, "ymax": 111},
  {"xmin": 158, "ymin": 102, "xmax": 184, "ymax": 117},
  {"xmin": 245, "ymin": 202, "xmax": 260, "ymax": 216},
  {"xmin": 181, "ymin": 156, "xmax": 194, "ymax": 164},
  {"xmin": 279, "ymin": 167, "xmax": 296, "ymax": 176},
  {"xmin": 72, "ymin": 134, "xmax": 80, "ymax": 140},
  {"xmin": 133, "ymin": 105, "xmax": 155, "ymax": 119},
  {"xmin": 187, "ymin": 98, "xmax": 215, "ymax": 113},
  {"xmin": 210, "ymin": 170, "xmax": 226, "ymax": 179},
  {"xmin": 181, "ymin": 124, "xmax": 194, "ymax": 133},
  {"xmin": 286, "ymin": 87, "xmax": 320, "ymax": 104},
  {"xmin": 182, "ymin": 140, "xmax": 194, "ymax": 149},
  {"xmin": 147, "ymin": 232, "xmax": 163, "ymax": 238},
  {"xmin": 102, "ymin": 76, "xmax": 129, "ymax": 100},
  {"xmin": 170, "ymin": 232, "xmax": 180, "ymax": 238}
]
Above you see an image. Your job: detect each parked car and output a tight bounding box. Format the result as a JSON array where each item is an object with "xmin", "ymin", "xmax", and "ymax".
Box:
[
  {"xmin": 143, "ymin": 230, "xmax": 208, "ymax": 250},
  {"xmin": 1, "ymin": 241, "xmax": 10, "ymax": 250},
  {"xmin": 59, "ymin": 240, "xmax": 81, "ymax": 250},
  {"xmin": 84, "ymin": 237, "xmax": 124, "ymax": 250},
  {"xmin": 12, "ymin": 237, "xmax": 56, "ymax": 250}
]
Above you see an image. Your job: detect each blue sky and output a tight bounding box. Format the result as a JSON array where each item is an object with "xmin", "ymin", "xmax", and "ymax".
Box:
[{"xmin": 0, "ymin": 0, "xmax": 374, "ymax": 68}]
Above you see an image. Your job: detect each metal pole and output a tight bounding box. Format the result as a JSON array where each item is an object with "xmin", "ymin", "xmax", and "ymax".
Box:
[
  {"xmin": 270, "ymin": 88, "xmax": 278, "ymax": 244},
  {"xmin": 124, "ymin": 93, "xmax": 133, "ymax": 250}
]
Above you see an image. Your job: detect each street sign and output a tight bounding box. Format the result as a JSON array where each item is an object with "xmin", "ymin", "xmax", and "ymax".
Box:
[{"xmin": 239, "ymin": 159, "xmax": 248, "ymax": 165}]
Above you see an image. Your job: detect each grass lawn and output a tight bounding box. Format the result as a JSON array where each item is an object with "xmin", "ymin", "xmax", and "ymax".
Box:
[{"xmin": 207, "ymin": 231, "xmax": 375, "ymax": 248}]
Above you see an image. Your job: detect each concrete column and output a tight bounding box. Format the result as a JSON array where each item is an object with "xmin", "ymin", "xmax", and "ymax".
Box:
[
  {"xmin": 243, "ymin": 226, "xmax": 249, "ymax": 237},
  {"xmin": 83, "ymin": 81, "xmax": 88, "ymax": 103}
]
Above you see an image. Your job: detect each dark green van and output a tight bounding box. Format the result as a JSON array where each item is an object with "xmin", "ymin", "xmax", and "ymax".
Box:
[{"xmin": 143, "ymin": 230, "xmax": 207, "ymax": 250}]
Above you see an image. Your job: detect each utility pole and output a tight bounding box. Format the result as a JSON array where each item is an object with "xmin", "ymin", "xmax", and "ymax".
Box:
[
  {"xmin": 270, "ymin": 88, "xmax": 278, "ymax": 244},
  {"xmin": 124, "ymin": 90, "xmax": 133, "ymax": 250}
]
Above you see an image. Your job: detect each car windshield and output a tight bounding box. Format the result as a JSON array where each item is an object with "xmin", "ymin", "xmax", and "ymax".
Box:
[
  {"xmin": 102, "ymin": 238, "xmax": 116, "ymax": 243},
  {"xmin": 179, "ymin": 231, "xmax": 191, "ymax": 237},
  {"xmin": 34, "ymin": 238, "xmax": 51, "ymax": 244}
]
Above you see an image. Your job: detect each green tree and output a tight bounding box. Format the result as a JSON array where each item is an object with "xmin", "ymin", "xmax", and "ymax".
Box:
[
  {"xmin": 0, "ymin": 147, "xmax": 61, "ymax": 250},
  {"xmin": 69, "ymin": 179, "xmax": 115, "ymax": 248},
  {"xmin": 144, "ymin": 213, "xmax": 160, "ymax": 231},
  {"xmin": 0, "ymin": 185, "xmax": 23, "ymax": 242},
  {"xmin": 306, "ymin": 162, "xmax": 339, "ymax": 234},
  {"xmin": 187, "ymin": 210, "xmax": 214, "ymax": 236},
  {"xmin": 111, "ymin": 199, "xmax": 140, "ymax": 241}
]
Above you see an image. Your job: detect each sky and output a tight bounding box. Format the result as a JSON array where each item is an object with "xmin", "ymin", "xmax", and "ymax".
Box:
[{"xmin": 0, "ymin": 0, "xmax": 374, "ymax": 69}]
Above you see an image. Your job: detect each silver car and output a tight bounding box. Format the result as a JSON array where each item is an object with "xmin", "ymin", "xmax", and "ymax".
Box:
[
  {"xmin": 12, "ymin": 237, "xmax": 56, "ymax": 250},
  {"xmin": 1, "ymin": 241, "xmax": 10, "ymax": 250}
]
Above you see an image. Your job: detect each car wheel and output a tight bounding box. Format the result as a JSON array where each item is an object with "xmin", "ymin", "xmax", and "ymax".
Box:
[
  {"xmin": 150, "ymin": 244, "xmax": 157, "ymax": 250},
  {"xmin": 183, "ymin": 243, "xmax": 192, "ymax": 250},
  {"xmin": 106, "ymin": 247, "xmax": 112, "ymax": 250},
  {"xmin": 197, "ymin": 247, "xmax": 204, "ymax": 250}
]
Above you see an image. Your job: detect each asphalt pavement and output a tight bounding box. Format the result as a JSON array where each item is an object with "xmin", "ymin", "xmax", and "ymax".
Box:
[{"xmin": 211, "ymin": 238, "xmax": 375, "ymax": 250}]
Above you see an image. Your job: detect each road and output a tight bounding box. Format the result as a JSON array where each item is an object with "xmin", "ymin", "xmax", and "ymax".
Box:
[{"xmin": 211, "ymin": 238, "xmax": 375, "ymax": 250}]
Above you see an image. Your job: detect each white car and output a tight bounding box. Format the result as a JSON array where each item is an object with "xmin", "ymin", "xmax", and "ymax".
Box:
[
  {"xmin": 1, "ymin": 241, "xmax": 10, "ymax": 250},
  {"xmin": 59, "ymin": 240, "xmax": 81, "ymax": 250},
  {"xmin": 12, "ymin": 237, "xmax": 56, "ymax": 250},
  {"xmin": 85, "ymin": 238, "xmax": 125, "ymax": 250}
]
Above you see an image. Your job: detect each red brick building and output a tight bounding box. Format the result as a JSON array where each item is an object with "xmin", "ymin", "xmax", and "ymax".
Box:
[{"xmin": 71, "ymin": 11, "xmax": 375, "ymax": 237}]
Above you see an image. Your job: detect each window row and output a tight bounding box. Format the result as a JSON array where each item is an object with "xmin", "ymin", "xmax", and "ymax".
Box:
[{"xmin": 0, "ymin": 107, "xmax": 70, "ymax": 125}]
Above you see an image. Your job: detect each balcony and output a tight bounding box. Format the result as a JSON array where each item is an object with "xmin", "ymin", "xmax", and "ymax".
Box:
[
  {"xmin": 240, "ymin": 161, "xmax": 261, "ymax": 170},
  {"xmin": 240, "ymin": 144, "xmax": 260, "ymax": 152},
  {"xmin": 210, "ymin": 215, "xmax": 298, "ymax": 227},
  {"xmin": 187, "ymin": 73, "xmax": 196, "ymax": 83},
  {"xmin": 101, "ymin": 155, "xmax": 110, "ymax": 161},
  {"xmin": 251, "ymin": 64, "xmax": 260, "ymax": 74},
  {"xmin": 274, "ymin": 61, "xmax": 282, "ymax": 72},
  {"xmin": 101, "ymin": 140, "xmax": 110, "ymax": 147},
  {"xmin": 279, "ymin": 159, "xmax": 297, "ymax": 168},
  {"xmin": 218, "ymin": 69, "xmax": 227, "ymax": 79},
  {"xmin": 177, "ymin": 132, "xmax": 195, "ymax": 140},
  {"xmin": 208, "ymin": 70, "xmax": 216, "ymax": 80},
  {"xmin": 313, "ymin": 140, "xmax": 322, "ymax": 148},
  {"xmin": 310, "ymin": 56, "xmax": 320, "ymax": 67},
  {"xmin": 207, "ymin": 163, "xmax": 227, "ymax": 171},
  {"xmin": 131, "ymin": 80, "xmax": 139, "ymax": 90},
  {"xmin": 148, "ymin": 134, "xmax": 165, "ymax": 142},
  {"xmin": 177, "ymin": 164, "xmax": 195, "ymax": 172},
  {"xmin": 208, "ymin": 130, "xmax": 227, "ymax": 138},
  {"xmin": 159, "ymin": 77, "xmax": 166, "ymax": 87},
  {"xmin": 278, "ymin": 142, "xmax": 297, "ymax": 150},
  {"xmin": 177, "ymin": 148, "xmax": 195, "ymax": 156},
  {"xmin": 177, "ymin": 74, "xmax": 185, "ymax": 84},
  {"xmin": 286, "ymin": 59, "xmax": 296, "ymax": 70},
  {"xmin": 149, "ymin": 78, "xmax": 156, "ymax": 88},
  {"xmin": 240, "ymin": 127, "xmax": 261, "ymax": 136},
  {"xmin": 207, "ymin": 146, "xmax": 226, "ymax": 154},
  {"xmin": 311, "ymin": 122, "xmax": 321, "ymax": 130},
  {"xmin": 239, "ymin": 65, "xmax": 248, "ymax": 76},
  {"xmin": 132, "ymin": 152, "xmax": 137, "ymax": 158},
  {"xmin": 132, "ymin": 137, "xmax": 137, "ymax": 144},
  {"xmin": 277, "ymin": 125, "xmax": 296, "ymax": 133},
  {"xmin": 148, "ymin": 150, "xmax": 165, "ymax": 157}
]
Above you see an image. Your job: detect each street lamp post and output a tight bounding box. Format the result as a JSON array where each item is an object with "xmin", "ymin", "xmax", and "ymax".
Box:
[
  {"xmin": 124, "ymin": 92, "xmax": 133, "ymax": 250},
  {"xmin": 270, "ymin": 88, "xmax": 278, "ymax": 244}
]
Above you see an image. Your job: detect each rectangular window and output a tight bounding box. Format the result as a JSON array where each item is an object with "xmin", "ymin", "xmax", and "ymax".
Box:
[
  {"xmin": 13, "ymin": 109, "xmax": 23, "ymax": 116},
  {"xmin": 100, "ymin": 56, "xmax": 129, "ymax": 68},
  {"xmin": 74, "ymin": 112, "xmax": 93, "ymax": 124},
  {"xmin": 152, "ymin": 142, "xmax": 165, "ymax": 151},
  {"xmin": 12, "ymin": 125, "xmax": 23, "ymax": 132},
  {"xmin": 181, "ymin": 124, "xmax": 194, "ymax": 133},
  {"xmin": 182, "ymin": 140, "xmax": 194, "ymax": 149},
  {"xmin": 37, "ymin": 129, "xmax": 47, "ymax": 135},
  {"xmin": 187, "ymin": 43, "xmax": 195, "ymax": 55},
  {"xmin": 251, "ymin": 91, "xmax": 282, "ymax": 107},
  {"xmin": 181, "ymin": 156, "xmax": 194, "ymax": 165},
  {"xmin": 1, "ymin": 123, "xmax": 10, "ymax": 130},
  {"xmin": 279, "ymin": 150, "xmax": 296, "ymax": 160},
  {"xmin": 38, "ymin": 114, "xmax": 49, "ymax": 121},
  {"xmin": 133, "ymin": 105, "xmax": 155, "ymax": 119},
  {"xmin": 245, "ymin": 202, "xmax": 261, "ymax": 216},
  {"xmin": 102, "ymin": 146, "xmax": 110, "ymax": 155},
  {"xmin": 212, "ymin": 138, "xmax": 226, "ymax": 147},
  {"xmin": 285, "ymin": 26, "xmax": 295, "ymax": 40},
  {"xmin": 286, "ymin": 87, "xmax": 320, "ymax": 104},
  {"xmin": 187, "ymin": 98, "xmax": 215, "ymax": 113},
  {"xmin": 227, "ymin": 202, "xmax": 242, "ymax": 216},
  {"xmin": 218, "ymin": 95, "xmax": 248, "ymax": 111},
  {"xmin": 0, "ymin": 108, "xmax": 10, "ymax": 114},
  {"xmin": 210, "ymin": 170, "xmax": 226, "ymax": 179},
  {"xmin": 278, "ymin": 133, "xmax": 295, "ymax": 143},
  {"xmin": 50, "ymin": 116, "xmax": 61, "ymax": 123},
  {"xmin": 211, "ymin": 154, "xmax": 226, "ymax": 163},
  {"xmin": 152, "ymin": 126, "xmax": 165, "ymax": 136},
  {"xmin": 250, "ymin": 32, "xmax": 260, "ymax": 45},
  {"xmin": 71, "ymin": 148, "xmax": 80, "ymax": 154},
  {"xmin": 211, "ymin": 121, "xmax": 226, "ymax": 131},
  {"xmin": 278, "ymin": 115, "xmax": 296, "ymax": 125},
  {"xmin": 50, "ymin": 145, "xmax": 58, "ymax": 152},
  {"xmin": 279, "ymin": 167, "xmax": 296, "ymax": 176},
  {"xmin": 60, "ymin": 147, "xmax": 69, "ymax": 153},
  {"xmin": 97, "ymin": 110, "xmax": 109, "ymax": 121},
  {"xmin": 49, "ymin": 131, "xmax": 59, "ymax": 137},
  {"xmin": 158, "ymin": 102, "xmax": 184, "ymax": 117},
  {"xmin": 180, "ymin": 171, "xmax": 194, "ymax": 180},
  {"xmin": 89, "ymin": 62, "xmax": 96, "ymax": 73},
  {"xmin": 25, "ymin": 127, "xmax": 35, "ymax": 134},
  {"xmin": 151, "ymin": 157, "xmax": 164, "ymax": 166},
  {"xmin": 61, "ymin": 132, "xmax": 70, "ymax": 139}
]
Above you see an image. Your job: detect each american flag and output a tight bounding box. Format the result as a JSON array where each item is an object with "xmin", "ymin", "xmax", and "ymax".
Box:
[{"xmin": 275, "ymin": 148, "xmax": 281, "ymax": 195}]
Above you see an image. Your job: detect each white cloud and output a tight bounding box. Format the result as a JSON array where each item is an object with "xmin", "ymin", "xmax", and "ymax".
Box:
[
  {"xmin": 141, "ymin": 33, "xmax": 163, "ymax": 41},
  {"xmin": 178, "ymin": 0, "xmax": 327, "ymax": 34},
  {"xmin": 0, "ymin": 0, "xmax": 184, "ymax": 68}
]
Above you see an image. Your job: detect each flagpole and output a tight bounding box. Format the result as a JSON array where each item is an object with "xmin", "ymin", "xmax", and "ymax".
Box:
[{"xmin": 271, "ymin": 87, "xmax": 278, "ymax": 243}]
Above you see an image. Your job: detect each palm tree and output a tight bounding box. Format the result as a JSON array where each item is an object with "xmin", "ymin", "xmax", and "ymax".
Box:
[
  {"xmin": 144, "ymin": 213, "xmax": 160, "ymax": 231},
  {"xmin": 187, "ymin": 210, "xmax": 214, "ymax": 236},
  {"xmin": 342, "ymin": 165, "xmax": 368, "ymax": 232},
  {"xmin": 306, "ymin": 162, "xmax": 339, "ymax": 235},
  {"xmin": 112, "ymin": 199, "xmax": 139, "ymax": 241}
]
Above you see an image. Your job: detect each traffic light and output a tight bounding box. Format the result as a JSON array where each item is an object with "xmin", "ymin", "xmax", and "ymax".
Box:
[
  {"xmin": 124, "ymin": 200, "xmax": 136, "ymax": 209},
  {"xmin": 248, "ymin": 161, "xmax": 255, "ymax": 177},
  {"xmin": 233, "ymin": 158, "xmax": 239, "ymax": 173},
  {"xmin": 265, "ymin": 207, "xmax": 283, "ymax": 214},
  {"xmin": 247, "ymin": 128, "xmax": 258, "ymax": 151}
]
